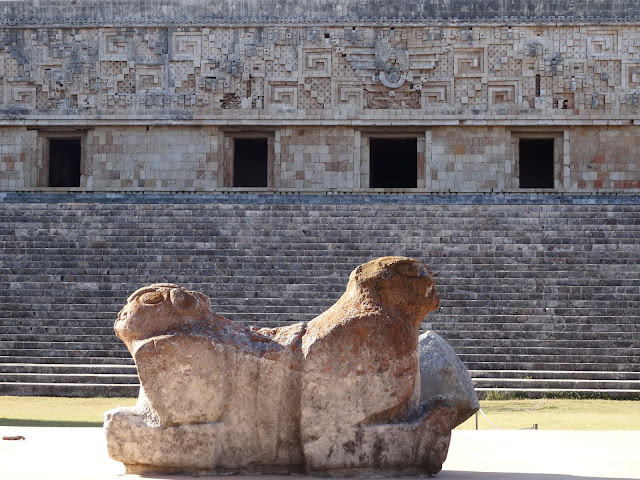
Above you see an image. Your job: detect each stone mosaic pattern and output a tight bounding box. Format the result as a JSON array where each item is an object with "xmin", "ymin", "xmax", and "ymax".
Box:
[{"xmin": 2, "ymin": 24, "xmax": 640, "ymax": 118}]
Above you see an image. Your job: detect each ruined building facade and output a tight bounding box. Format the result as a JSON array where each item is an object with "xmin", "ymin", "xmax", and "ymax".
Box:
[{"xmin": 1, "ymin": 0, "xmax": 639, "ymax": 194}]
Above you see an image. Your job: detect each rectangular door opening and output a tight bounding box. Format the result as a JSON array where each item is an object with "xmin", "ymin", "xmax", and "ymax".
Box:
[
  {"xmin": 519, "ymin": 138, "xmax": 554, "ymax": 189},
  {"xmin": 49, "ymin": 138, "xmax": 81, "ymax": 187},
  {"xmin": 233, "ymin": 138, "xmax": 268, "ymax": 187},
  {"xmin": 369, "ymin": 138, "xmax": 417, "ymax": 188}
]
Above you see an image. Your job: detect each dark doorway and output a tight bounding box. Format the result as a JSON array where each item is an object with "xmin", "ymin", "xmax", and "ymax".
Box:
[
  {"xmin": 369, "ymin": 138, "xmax": 417, "ymax": 188},
  {"xmin": 519, "ymin": 138, "xmax": 555, "ymax": 189},
  {"xmin": 49, "ymin": 138, "xmax": 81, "ymax": 187},
  {"xmin": 233, "ymin": 138, "xmax": 268, "ymax": 187}
]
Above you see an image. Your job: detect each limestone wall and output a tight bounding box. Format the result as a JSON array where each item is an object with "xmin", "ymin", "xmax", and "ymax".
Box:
[
  {"xmin": 569, "ymin": 126, "xmax": 640, "ymax": 191},
  {"xmin": 3, "ymin": 124, "xmax": 638, "ymax": 193},
  {"xmin": 429, "ymin": 127, "xmax": 512, "ymax": 193},
  {"xmin": 0, "ymin": 128, "xmax": 37, "ymax": 190},
  {"xmin": 87, "ymin": 126, "xmax": 220, "ymax": 191},
  {"xmin": 278, "ymin": 128, "xmax": 356, "ymax": 190}
]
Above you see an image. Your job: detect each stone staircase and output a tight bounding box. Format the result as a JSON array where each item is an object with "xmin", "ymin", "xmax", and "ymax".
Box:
[{"xmin": 0, "ymin": 193, "xmax": 639, "ymax": 398}]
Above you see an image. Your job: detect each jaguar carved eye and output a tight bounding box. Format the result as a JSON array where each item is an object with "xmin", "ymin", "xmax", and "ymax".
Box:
[
  {"xmin": 139, "ymin": 291, "xmax": 164, "ymax": 305},
  {"xmin": 389, "ymin": 262, "xmax": 422, "ymax": 278}
]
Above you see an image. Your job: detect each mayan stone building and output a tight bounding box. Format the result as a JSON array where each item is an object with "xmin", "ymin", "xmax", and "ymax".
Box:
[
  {"xmin": 0, "ymin": 1, "xmax": 639, "ymax": 398},
  {"xmin": 0, "ymin": 0, "xmax": 639, "ymax": 193}
]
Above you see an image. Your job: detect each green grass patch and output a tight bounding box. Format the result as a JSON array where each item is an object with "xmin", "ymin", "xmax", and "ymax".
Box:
[
  {"xmin": 0, "ymin": 396, "xmax": 137, "ymax": 427},
  {"xmin": 1, "ymin": 397, "xmax": 639, "ymax": 430},
  {"xmin": 456, "ymin": 399, "xmax": 640, "ymax": 431}
]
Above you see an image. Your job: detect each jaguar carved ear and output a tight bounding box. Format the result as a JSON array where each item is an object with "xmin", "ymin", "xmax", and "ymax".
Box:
[
  {"xmin": 127, "ymin": 283, "xmax": 180, "ymax": 303},
  {"xmin": 194, "ymin": 291, "xmax": 211, "ymax": 308},
  {"xmin": 169, "ymin": 288, "xmax": 202, "ymax": 314}
]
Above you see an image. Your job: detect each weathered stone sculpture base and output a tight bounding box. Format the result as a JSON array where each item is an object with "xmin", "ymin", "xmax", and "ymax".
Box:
[
  {"xmin": 304, "ymin": 397, "xmax": 456, "ymax": 476},
  {"xmin": 106, "ymin": 396, "xmax": 455, "ymax": 477},
  {"xmin": 105, "ymin": 409, "xmax": 219, "ymax": 474}
]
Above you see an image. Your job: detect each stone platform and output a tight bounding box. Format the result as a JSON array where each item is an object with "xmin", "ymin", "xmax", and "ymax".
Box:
[{"xmin": 1, "ymin": 426, "xmax": 638, "ymax": 480}]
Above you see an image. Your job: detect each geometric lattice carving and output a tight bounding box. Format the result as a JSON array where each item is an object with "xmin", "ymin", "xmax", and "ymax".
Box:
[
  {"xmin": 1, "ymin": 23, "xmax": 640, "ymax": 116},
  {"xmin": 625, "ymin": 64, "xmax": 640, "ymax": 90},
  {"xmin": 200, "ymin": 60, "xmax": 218, "ymax": 79},
  {"xmin": 99, "ymin": 29, "xmax": 131, "ymax": 61},
  {"xmin": 421, "ymin": 81, "xmax": 452, "ymax": 108},
  {"xmin": 454, "ymin": 48, "xmax": 486, "ymax": 77},
  {"xmin": 6, "ymin": 84, "xmax": 37, "ymax": 109},
  {"xmin": 301, "ymin": 49, "xmax": 331, "ymax": 78},
  {"xmin": 135, "ymin": 66, "xmax": 164, "ymax": 92},
  {"xmin": 38, "ymin": 63, "xmax": 66, "ymax": 92},
  {"xmin": 488, "ymin": 82, "xmax": 519, "ymax": 107},
  {"xmin": 170, "ymin": 32, "xmax": 202, "ymax": 67},
  {"xmin": 587, "ymin": 29, "xmax": 618, "ymax": 59},
  {"xmin": 333, "ymin": 82, "xmax": 363, "ymax": 107},
  {"xmin": 409, "ymin": 51, "xmax": 439, "ymax": 72},
  {"xmin": 266, "ymin": 81, "xmax": 298, "ymax": 108}
]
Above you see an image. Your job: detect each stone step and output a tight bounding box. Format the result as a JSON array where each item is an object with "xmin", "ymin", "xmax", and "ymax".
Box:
[
  {"xmin": 0, "ymin": 356, "xmax": 134, "ymax": 365},
  {"xmin": 1, "ymin": 255, "xmax": 637, "ymax": 265},
  {"xmin": 2, "ymin": 219, "xmax": 638, "ymax": 229},
  {"xmin": 1, "ymin": 334, "xmax": 121, "ymax": 344},
  {"xmin": 446, "ymin": 338, "xmax": 640, "ymax": 348},
  {"xmin": 0, "ymin": 348, "xmax": 132, "ymax": 358},
  {"xmin": 0, "ymin": 325, "xmax": 627, "ymax": 346},
  {"xmin": 0, "ymin": 372, "xmax": 140, "ymax": 385},
  {"xmin": 473, "ymin": 377, "xmax": 640, "ymax": 391},
  {"xmin": 0, "ymin": 195, "xmax": 637, "ymax": 396},
  {"xmin": 0, "ymin": 340, "xmax": 125, "ymax": 352},
  {"xmin": 457, "ymin": 344, "xmax": 640, "ymax": 354},
  {"xmin": 430, "ymin": 318, "xmax": 640, "ymax": 328},
  {"xmin": 0, "ymin": 326, "xmax": 118, "ymax": 336},
  {"xmin": 0, "ymin": 362, "xmax": 137, "ymax": 375},
  {"xmin": 458, "ymin": 351, "xmax": 640, "ymax": 363},
  {"xmin": 0, "ymin": 219, "xmax": 631, "ymax": 227},
  {"xmin": 0, "ymin": 382, "xmax": 139, "ymax": 397},
  {"xmin": 468, "ymin": 369, "xmax": 640, "ymax": 381},
  {"xmin": 460, "ymin": 360, "xmax": 640, "ymax": 372}
]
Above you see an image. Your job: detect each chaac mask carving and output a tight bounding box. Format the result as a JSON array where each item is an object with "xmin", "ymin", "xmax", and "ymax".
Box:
[{"xmin": 105, "ymin": 256, "xmax": 477, "ymax": 476}]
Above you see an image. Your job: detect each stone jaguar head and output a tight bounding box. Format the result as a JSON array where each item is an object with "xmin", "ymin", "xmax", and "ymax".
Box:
[
  {"xmin": 348, "ymin": 256, "xmax": 439, "ymax": 325},
  {"xmin": 114, "ymin": 283, "xmax": 211, "ymax": 351}
]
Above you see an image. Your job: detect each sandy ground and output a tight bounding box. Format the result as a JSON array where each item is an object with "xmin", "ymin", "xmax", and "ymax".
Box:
[{"xmin": 1, "ymin": 427, "xmax": 639, "ymax": 480}]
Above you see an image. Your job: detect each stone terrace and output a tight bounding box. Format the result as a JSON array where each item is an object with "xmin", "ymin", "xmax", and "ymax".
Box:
[{"xmin": 0, "ymin": 193, "xmax": 639, "ymax": 398}]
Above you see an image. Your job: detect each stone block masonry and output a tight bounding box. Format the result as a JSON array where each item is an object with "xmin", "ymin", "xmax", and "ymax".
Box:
[
  {"xmin": 1, "ymin": 124, "xmax": 638, "ymax": 193},
  {"xmin": 87, "ymin": 126, "xmax": 220, "ymax": 191}
]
